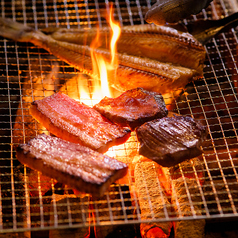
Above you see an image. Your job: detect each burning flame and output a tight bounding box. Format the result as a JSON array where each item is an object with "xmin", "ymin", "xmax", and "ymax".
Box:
[
  {"xmin": 79, "ymin": 5, "xmax": 121, "ymax": 106},
  {"xmin": 109, "ymin": 10, "xmax": 121, "ymax": 67}
]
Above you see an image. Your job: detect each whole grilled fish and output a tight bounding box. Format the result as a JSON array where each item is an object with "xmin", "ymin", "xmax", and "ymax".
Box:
[
  {"xmin": 145, "ymin": 0, "xmax": 213, "ymax": 25},
  {"xmin": 0, "ymin": 17, "xmax": 206, "ymax": 94},
  {"xmin": 42, "ymin": 24, "xmax": 205, "ymax": 75}
]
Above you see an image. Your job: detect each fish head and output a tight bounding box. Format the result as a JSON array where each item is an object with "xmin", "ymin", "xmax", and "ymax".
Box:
[
  {"xmin": 145, "ymin": 0, "xmax": 213, "ymax": 25},
  {"xmin": 145, "ymin": 0, "xmax": 184, "ymax": 25}
]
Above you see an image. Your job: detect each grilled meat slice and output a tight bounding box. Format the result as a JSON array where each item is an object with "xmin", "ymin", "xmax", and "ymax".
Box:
[
  {"xmin": 30, "ymin": 92, "xmax": 131, "ymax": 153},
  {"xmin": 93, "ymin": 87, "xmax": 168, "ymax": 130},
  {"xmin": 16, "ymin": 134, "xmax": 128, "ymax": 197},
  {"xmin": 136, "ymin": 115, "xmax": 207, "ymax": 167}
]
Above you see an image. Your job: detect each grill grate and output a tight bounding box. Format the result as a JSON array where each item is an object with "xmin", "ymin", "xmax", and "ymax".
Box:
[{"xmin": 0, "ymin": 0, "xmax": 238, "ymax": 236}]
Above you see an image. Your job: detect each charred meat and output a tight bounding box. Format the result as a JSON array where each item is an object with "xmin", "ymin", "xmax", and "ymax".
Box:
[
  {"xmin": 93, "ymin": 88, "xmax": 168, "ymax": 130},
  {"xmin": 16, "ymin": 134, "xmax": 128, "ymax": 197},
  {"xmin": 136, "ymin": 115, "xmax": 207, "ymax": 167},
  {"xmin": 30, "ymin": 92, "xmax": 131, "ymax": 153}
]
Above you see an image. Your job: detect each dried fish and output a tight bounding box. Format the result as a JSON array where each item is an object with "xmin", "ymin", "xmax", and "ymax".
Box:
[
  {"xmin": 0, "ymin": 17, "xmax": 205, "ymax": 94},
  {"xmin": 43, "ymin": 24, "xmax": 205, "ymax": 75}
]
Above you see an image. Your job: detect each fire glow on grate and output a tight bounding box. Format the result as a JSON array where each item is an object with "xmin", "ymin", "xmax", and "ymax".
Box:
[{"xmin": 0, "ymin": 0, "xmax": 238, "ymax": 235}]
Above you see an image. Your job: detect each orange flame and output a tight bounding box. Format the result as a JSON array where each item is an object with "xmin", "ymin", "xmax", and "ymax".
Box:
[
  {"xmin": 109, "ymin": 7, "xmax": 121, "ymax": 67},
  {"xmin": 81, "ymin": 5, "xmax": 121, "ymax": 106}
]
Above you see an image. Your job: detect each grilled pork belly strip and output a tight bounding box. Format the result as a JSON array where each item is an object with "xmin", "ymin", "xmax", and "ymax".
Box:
[
  {"xmin": 30, "ymin": 92, "xmax": 131, "ymax": 153},
  {"xmin": 93, "ymin": 87, "xmax": 168, "ymax": 130},
  {"xmin": 136, "ymin": 115, "xmax": 207, "ymax": 167},
  {"xmin": 16, "ymin": 134, "xmax": 128, "ymax": 197}
]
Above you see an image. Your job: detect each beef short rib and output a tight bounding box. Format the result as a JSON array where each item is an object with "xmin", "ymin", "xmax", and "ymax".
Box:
[
  {"xmin": 136, "ymin": 115, "xmax": 207, "ymax": 167},
  {"xmin": 93, "ymin": 87, "xmax": 168, "ymax": 130}
]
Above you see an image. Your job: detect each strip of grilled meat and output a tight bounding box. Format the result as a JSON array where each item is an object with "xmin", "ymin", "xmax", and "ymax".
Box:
[
  {"xmin": 136, "ymin": 115, "xmax": 207, "ymax": 167},
  {"xmin": 93, "ymin": 87, "xmax": 168, "ymax": 130},
  {"xmin": 30, "ymin": 92, "xmax": 131, "ymax": 153},
  {"xmin": 16, "ymin": 134, "xmax": 128, "ymax": 197}
]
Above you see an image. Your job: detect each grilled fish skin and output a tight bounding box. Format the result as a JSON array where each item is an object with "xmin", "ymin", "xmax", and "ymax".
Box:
[
  {"xmin": 136, "ymin": 115, "xmax": 207, "ymax": 167},
  {"xmin": 0, "ymin": 17, "xmax": 205, "ymax": 94},
  {"xmin": 30, "ymin": 92, "xmax": 131, "ymax": 153},
  {"xmin": 93, "ymin": 87, "xmax": 168, "ymax": 130},
  {"xmin": 16, "ymin": 134, "xmax": 128, "ymax": 197},
  {"xmin": 43, "ymin": 24, "xmax": 205, "ymax": 75},
  {"xmin": 145, "ymin": 0, "xmax": 213, "ymax": 25}
]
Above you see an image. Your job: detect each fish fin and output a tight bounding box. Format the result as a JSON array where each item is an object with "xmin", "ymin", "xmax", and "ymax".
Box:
[
  {"xmin": 41, "ymin": 27, "xmax": 61, "ymax": 35},
  {"xmin": 0, "ymin": 17, "xmax": 35, "ymax": 42}
]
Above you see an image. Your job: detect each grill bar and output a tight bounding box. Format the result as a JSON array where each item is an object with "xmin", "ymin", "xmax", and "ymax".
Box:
[{"xmin": 0, "ymin": 0, "xmax": 238, "ymax": 235}]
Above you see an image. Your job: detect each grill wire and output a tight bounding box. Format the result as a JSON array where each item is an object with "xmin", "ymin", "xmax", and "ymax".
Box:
[{"xmin": 0, "ymin": 0, "xmax": 238, "ymax": 236}]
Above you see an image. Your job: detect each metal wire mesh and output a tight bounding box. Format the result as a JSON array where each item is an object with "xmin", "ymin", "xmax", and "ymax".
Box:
[{"xmin": 0, "ymin": 0, "xmax": 238, "ymax": 236}]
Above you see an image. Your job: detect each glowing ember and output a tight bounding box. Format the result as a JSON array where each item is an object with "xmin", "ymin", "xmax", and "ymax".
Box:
[{"xmin": 79, "ymin": 79, "xmax": 91, "ymax": 104}]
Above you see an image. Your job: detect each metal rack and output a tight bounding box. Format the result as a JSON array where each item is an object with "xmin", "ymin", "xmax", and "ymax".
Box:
[{"xmin": 0, "ymin": 0, "xmax": 238, "ymax": 236}]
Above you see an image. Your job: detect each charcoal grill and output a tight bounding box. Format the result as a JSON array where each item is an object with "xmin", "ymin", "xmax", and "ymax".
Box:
[{"xmin": 0, "ymin": 0, "xmax": 238, "ymax": 237}]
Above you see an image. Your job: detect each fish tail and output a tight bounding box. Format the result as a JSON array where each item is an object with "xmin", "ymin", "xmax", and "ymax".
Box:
[{"xmin": 0, "ymin": 17, "xmax": 36, "ymax": 42}]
